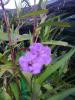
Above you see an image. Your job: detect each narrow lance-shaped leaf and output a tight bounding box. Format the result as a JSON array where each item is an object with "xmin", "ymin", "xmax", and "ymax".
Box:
[
  {"xmin": 10, "ymin": 82, "xmax": 20, "ymax": 100},
  {"xmin": 39, "ymin": 20, "xmax": 74, "ymax": 28},
  {"xmin": 16, "ymin": 9, "xmax": 48, "ymax": 19},
  {"xmin": 19, "ymin": 72, "xmax": 30, "ymax": 100},
  {"xmin": 0, "ymin": 32, "xmax": 31, "ymax": 42},
  {"xmin": 42, "ymin": 40, "xmax": 73, "ymax": 47},
  {"xmin": 36, "ymin": 48, "xmax": 75, "ymax": 84},
  {"xmin": 47, "ymin": 87, "xmax": 75, "ymax": 100}
]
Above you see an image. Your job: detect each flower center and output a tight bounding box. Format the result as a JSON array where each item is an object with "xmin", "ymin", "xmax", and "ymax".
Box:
[{"xmin": 28, "ymin": 61, "xmax": 33, "ymax": 67}]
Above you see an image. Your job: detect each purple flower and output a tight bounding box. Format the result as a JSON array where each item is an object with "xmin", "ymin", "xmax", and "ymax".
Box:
[
  {"xmin": 19, "ymin": 52, "xmax": 43, "ymax": 74},
  {"xmin": 19, "ymin": 43, "xmax": 52, "ymax": 75},
  {"xmin": 29, "ymin": 43, "xmax": 52, "ymax": 65}
]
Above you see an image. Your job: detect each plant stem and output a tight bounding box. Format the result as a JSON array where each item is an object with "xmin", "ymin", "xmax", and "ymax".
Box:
[
  {"xmin": 1, "ymin": 1, "xmax": 22, "ymax": 100},
  {"xmin": 31, "ymin": 76, "xmax": 37, "ymax": 100},
  {"xmin": 0, "ymin": 0, "xmax": 15, "ymax": 63},
  {"xmin": 32, "ymin": 0, "xmax": 37, "ymax": 43}
]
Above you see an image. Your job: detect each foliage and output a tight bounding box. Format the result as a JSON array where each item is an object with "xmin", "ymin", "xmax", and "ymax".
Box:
[{"xmin": 0, "ymin": 0, "xmax": 75, "ymax": 100}]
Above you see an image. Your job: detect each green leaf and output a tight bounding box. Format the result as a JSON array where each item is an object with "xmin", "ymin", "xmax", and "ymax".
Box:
[
  {"xmin": 43, "ymin": 83, "xmax": 53, "ymax": 91},
  {"xmin": 0, "ymin": 62, "xmax": 13, "ymax": 77},
  {"xmin": 32, "ymin": 81, "xmax": 41, "ymax": 99},
  {"xmin": 0, "ymin": 32, "xmax": 31, "ymax": 42},
  {"xmin": 19, "ymin": 72, "xmax": 30, "ymax": 100},
  {"xmin": 0, "ymin": 32, "xmax": 8, "ymax": 41},
  {"xmin": 17, "ymin": 9, "xmax": 48, "ymax": 19},
  {"xmin": 44, "ymin": 26, "xmax": 49, "ymax": 36},
  {"xmin": 42, "ymin": 40, "xmax": 73, "ymax": 47},
  {"xmin": 23, "ymin": 72, "xmax": 32, "ymax": 87},
  {"xmin": 0, "ymin": 53, "xmax": 3, "ymax": 58},
  {"xmin": 10, "ymin": 82, "xmax": 19, "ymax": 100},
  {"xmin": 39, "ymin": 20, "xmax": 73, "ymax": 28},
  {"xmin": 16, "ymin": 50, "xmax": 25, "ymax": 63},
  {"xmin": 18, "ymin": 34, "xmax": 31, "ymax": 42},
  {"xmin": 36, "ymin": 48, "xmax": 75, "ymax": 84},
  {"xmin": 47, "ymin": 87, "xmax": 75, "ymax": 100},
  {"xmin": 0, "ymin": 88, "xmax": 12, "ymax": 100}
]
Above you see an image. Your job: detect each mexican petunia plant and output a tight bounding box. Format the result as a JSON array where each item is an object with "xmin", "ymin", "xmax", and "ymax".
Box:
[
  {"xmin": 19, "ymin": 43, "xmax": 52, "ymax": 74},
  {"xmin": 0, "ymin": 0, "xmax": 75, "ymax": 100}
]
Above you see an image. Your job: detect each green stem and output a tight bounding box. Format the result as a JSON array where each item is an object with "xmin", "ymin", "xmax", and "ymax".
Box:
[{"xmin": 31, "ymin": 76, "xmax": 37, "ymax": 100}]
